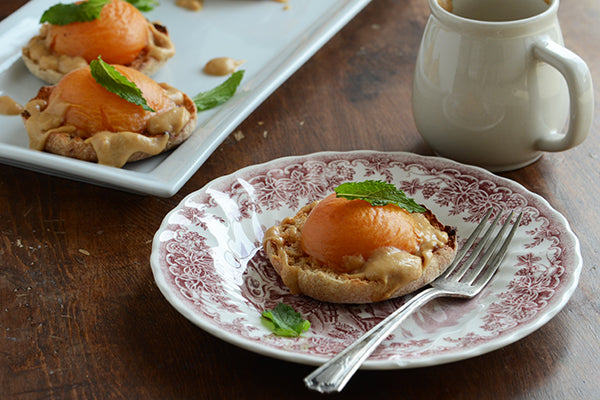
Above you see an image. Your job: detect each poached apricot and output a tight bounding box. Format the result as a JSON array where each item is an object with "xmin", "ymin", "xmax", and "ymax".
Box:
[
  {"xmin": 300, "ymin": 193, "xmax": 420, "ymax": 272},
  {"xmin": 49, "ymin": 64, "xmax": 176, "ymax": 136},
  {"xmin": 45, "ymin": 0, "xmax": 149, "ymax": 65}
]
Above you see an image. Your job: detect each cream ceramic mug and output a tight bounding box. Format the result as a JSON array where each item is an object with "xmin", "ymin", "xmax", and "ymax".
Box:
[{"xmin": 412, "ymin": 0, "xmax": 594, "ymax": 171}]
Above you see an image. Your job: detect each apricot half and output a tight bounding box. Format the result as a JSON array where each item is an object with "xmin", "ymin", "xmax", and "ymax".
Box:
[
  {"xmin": 300, "ymin": 193, "xmax": 420, "ymax": 272},
  {"xmin": 49, "ymin": 64, "xmax": 176, "ymax": 136},
  {"xmin": 45, "ymin": 0, "xmax": 149, "ymax": 65}
]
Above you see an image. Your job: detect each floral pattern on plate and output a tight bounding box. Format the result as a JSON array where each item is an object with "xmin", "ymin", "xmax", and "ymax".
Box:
[{"xmin": 151, "ymin": 151, "xmax": 581, "ymax": 368}]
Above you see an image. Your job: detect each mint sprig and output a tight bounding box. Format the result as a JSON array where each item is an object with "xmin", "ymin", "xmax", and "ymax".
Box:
[
  {"xmin": 192, "ymin": 70, "xmax": 244, "ymax": 112},
  {"xmin": 40, "ymin": 0, "xmax": 110, "ymax": 25},
  {"xmin": 261, "ymin": 303, "xmax": 310, "ymax": 337},
  {"xmin": 334, "ymin": 180, "xmax": 427, "ymax": 213},
  {"xmin": 125, "ymin": 0, "xmax": 159, "ymax": 12},
  {"xmin": 40, "ymin": 0, "xmax": 157, "ymax": 25},
  {"xmin": 90, "ymin": 57, "xmax": 155, "ymax": 112}
]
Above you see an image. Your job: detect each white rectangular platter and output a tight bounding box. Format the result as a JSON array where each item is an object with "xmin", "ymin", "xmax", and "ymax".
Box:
[{"xmin": 0, "ymin": 0, "xmax": 370, "ymax": 197}]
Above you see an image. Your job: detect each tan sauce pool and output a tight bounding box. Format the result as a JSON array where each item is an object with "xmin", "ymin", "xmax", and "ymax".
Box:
[
  {"xmin": 176, "ymin": 0, "xmax": 288, "ymax": 12},
  {"xmin": 203, "ymin": 57, "xmax": 245, "ymax": 76},
  {"xmin": 175, "ymin": 0, "xmax": 204, "ymax": 11},
  {"xmin": 0, "ymin": 96, "xmax": 24, "ymax": 116}
]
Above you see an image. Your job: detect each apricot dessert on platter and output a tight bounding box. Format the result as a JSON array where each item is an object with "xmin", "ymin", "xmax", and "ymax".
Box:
[
  {"xmin": 22, "ymin": 0, "xmax": 175, "ymax": 84},
  {"xmin": 263, "ymin": 181, "xmax": 457, "ymax": 303},
  {"xmin": 21, "ymin": 59, "xmax": 197, "ymax": 168}
]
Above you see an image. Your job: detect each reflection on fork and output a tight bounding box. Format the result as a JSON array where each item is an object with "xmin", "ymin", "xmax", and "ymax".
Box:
[{"xmin": 304, "ymin": 208, "xmax": 523, "ymax": 393}]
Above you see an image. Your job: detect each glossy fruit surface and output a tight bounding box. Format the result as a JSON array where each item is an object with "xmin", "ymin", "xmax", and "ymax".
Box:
[
  {"xmin": 46, "ymin": 0, "xmax": 148, "ymax": 64},
  {"xmin": 49, "ymin": 65, "xmax": 175, "ymax": 135},
  {"xmin": 300, "ymin": 193, "xmax": 419, "ymax": 271}
]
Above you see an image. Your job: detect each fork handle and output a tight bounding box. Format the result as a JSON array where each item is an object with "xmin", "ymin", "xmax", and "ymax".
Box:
[{"xmin": 304, "ymin": 287, "xmax": 446, "ymax": 393}]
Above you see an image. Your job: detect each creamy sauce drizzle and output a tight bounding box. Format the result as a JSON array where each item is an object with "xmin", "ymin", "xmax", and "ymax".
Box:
[
  {"xmin": 175, "ymin": 0, "xmax": 287, "ymax": 12},
  {"xmin": 411, "ymin": 212, "xmax": 449, "ymax": 264},
  {"xmin": 342, "ymin": 212, "xmax": 449, "ymax": 291},
  {"xmin": 203, "ymin": 57, "xmax": 245, "ymax": 76},
  {"xmin": 176, "ymin": 0, "xmax": 204, "ymax": 11},
  {"xmin": 85, "ymin": 131, "xmax": 169, "ymax": 167},
  {"xmin": 25, "ymin": 24, "xmax": 88, "ymax": 74},
  {"xmin": 355, "ymin": 247, "xmax": 422, "ymax": 286},
  {"xmin": 24, "ymin": 99, "xmax": 72, "ymax": 151},
  {"xmin": 146, "ymin": 23, "xmax": 176, "ymax": 62},
  {"xmin": 0, "ymin": 96, "xmax": 24, "ymax": 116},
  {"xmin": 147, "ymin": 106, "xmax": 188, "ymax": 135}
]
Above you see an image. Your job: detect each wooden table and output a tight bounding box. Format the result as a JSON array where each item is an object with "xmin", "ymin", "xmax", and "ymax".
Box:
[{"xmin": 1, "ymin": 0, "xmax": 599, "ymax": 398}]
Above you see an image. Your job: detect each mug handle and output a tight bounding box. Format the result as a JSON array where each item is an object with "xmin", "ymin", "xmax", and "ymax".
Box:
[{"xmin": 532, "ymin": 39, "xmax": 594, "ymax": 152}]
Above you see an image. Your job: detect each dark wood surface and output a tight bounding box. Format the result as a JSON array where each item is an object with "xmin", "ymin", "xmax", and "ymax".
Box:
[{"xmin": 1, "ymin": 0, "xmax": 599, "ymax": 398}]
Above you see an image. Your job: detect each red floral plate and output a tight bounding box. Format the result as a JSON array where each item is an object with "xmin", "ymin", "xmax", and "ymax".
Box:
[{"xmin": 150, "ymin": 151, "xmax": 582, "ymax": 368}]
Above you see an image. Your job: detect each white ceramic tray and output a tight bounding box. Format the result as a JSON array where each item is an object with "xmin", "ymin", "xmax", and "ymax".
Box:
[{"xmin": 0, "ymin": 0, "xmax": 370, "ymax": 196}]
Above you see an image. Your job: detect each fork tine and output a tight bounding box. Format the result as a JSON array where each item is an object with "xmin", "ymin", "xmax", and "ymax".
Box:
[
  {"xmin": 461, "ymin": 210, "xmax": 517, "ymax": 285},
  {"xmin": 437, "ymin": 208, "xmax": 494, "ymax": 280},
  {"xmin": 467, "ymin": 212, "xmax": 523, "ymax": 290},
  {"xmin": 451, "ymin": 209, "xmax": 504, "ymax": 281}
]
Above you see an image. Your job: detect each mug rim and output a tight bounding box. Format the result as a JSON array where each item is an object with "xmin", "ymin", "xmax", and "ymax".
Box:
[{"xmin": 429, "ymin": 0, "xmax": 559, "ymax": 31}]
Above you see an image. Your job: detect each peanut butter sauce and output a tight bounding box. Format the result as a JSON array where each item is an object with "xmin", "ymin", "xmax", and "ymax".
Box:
[
  {"xmin": 0, "ymin": 96, "xmax": 24, "ymax": 116},
  {"xmin": 344, "ymin": 212, "xmax": 449, "ymax": 290},
  {"xmin": 176, "ymin": 0, "xmax": 204, "ymax": 11},
  {"xmin": 85, "ymin": 131, "xmax": 169, "ymax": 167},
  {"xmin": 203, "ymin": 57, "xmax": 245, "ymax": 76}
]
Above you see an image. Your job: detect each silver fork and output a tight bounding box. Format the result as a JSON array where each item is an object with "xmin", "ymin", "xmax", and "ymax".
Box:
[{"xmin": 304, "ymin": 208, "xmax": 523, "ymax": 393}]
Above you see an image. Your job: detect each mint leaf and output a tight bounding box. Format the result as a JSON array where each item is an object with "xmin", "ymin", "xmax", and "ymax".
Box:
[
  {"xmin": 125, "ymin": 0, "xmax": 159, "ymax": 12},
  {"xmin": 261, "ymin": 303, "xmax": 310, "ymax": 337},
  {"xmin": 90, "ymin": 57, "xmax": 155, "ymax": 112},
  {"xmin": 335, "ymin": 180, "xmax": 427, "ymax": 213},
  {"xmin": 192, "ymin": 70, "xmax": 244, "ymax": 112},
  {"xmin": 40, "ymin": 0, "xmax": 110, "ymax": 25}
]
